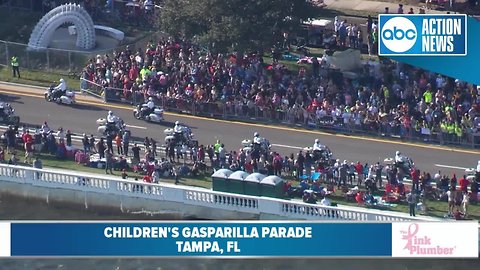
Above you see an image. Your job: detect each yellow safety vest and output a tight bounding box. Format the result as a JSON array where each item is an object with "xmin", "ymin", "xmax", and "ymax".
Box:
[
  {"xmin": 455, "ymin": 125, "xmax": 462, "ymax": 137},
  {"xmin": 11, "ymin": 57, "xmax": 18, "ymax": 67},
  {"xmin": 447, "ymin": 124, "xmax": 455, "ymax": 134}
]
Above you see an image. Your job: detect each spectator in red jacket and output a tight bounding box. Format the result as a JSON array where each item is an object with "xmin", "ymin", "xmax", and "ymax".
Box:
[
  {"xmin": 355, "ymin": 162, "xmax": 364, "ymax": 186},
  {"xmin": 410, "ymin": 168, "xmax": 420, "ymax": 191},
  {"xmin": 459, "ymin": 175, "xmax": 469, "ymax": 193}
]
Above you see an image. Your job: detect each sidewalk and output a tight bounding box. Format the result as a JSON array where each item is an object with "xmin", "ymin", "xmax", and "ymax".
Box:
[{"xmin": 324, "ymin": 0, "xmax": 450, "ymax": 15}]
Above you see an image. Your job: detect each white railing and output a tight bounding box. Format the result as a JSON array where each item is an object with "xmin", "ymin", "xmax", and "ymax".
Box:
[{"xmin": 0, "ymin": 163, "xmax": 455, "ymax": 222}]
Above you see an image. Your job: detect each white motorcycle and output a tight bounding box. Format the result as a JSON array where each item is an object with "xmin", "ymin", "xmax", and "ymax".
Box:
[
  {"xmin": 96, "ymin": 117, "xmax": 125, "ymax": 136},
  {"xmin": 0, "ymin": 102, "xmax": 20, "ymax": 125},
  {"xmin": 133, "ymin": 104, "xmax": 164, "ymax": 123},
  {"xmin": 242, "ymin": 137, "xmax": 271, "ymax": 154},
  {"xmin": 164, "ymin": 124, "xmax": 197, "ymax": 147},
  {"xmin": 44, "ymin": 86, "xmax": 76, "ymax": 105}
]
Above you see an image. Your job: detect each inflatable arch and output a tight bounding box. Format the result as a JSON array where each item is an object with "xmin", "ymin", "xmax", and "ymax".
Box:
[{"xmin": 28, "ymin": 3, "xmax": 96, "ymax": 50}]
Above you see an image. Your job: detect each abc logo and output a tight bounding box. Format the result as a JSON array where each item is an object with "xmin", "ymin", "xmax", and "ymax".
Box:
[{"xmin": 381, "ymin": 17, "xmax": 417, "ymax": 53}]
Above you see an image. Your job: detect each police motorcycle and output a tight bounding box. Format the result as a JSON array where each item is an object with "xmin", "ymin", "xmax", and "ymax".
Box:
[
  {"xmin": 384, "ymin": 151, "xmax": 415, "ymax": 180},
  {"xmin": 164, "ymin": 121, "xmax": 198, "ymax": 147},
  {"xmin": 44, "ymin": 79, "xmax": 76, "ymax": 105},
  {"xmin": 242, "ymin": 132, "xmax": 271, "ymax": 160},
  {"xmin": 303, "ymin": 139, "xmax": 335, "ymax": 167},
  {"xmin": 97, "ymin": 111, "xmax": 126, "ymax": 136},
  {"xmin": 0, "ymin": 102, "xmax": 20, "ymax": 125},
  {"xmin": 133, "ymin": 97, "xmax": 164, "ymax": 123}
]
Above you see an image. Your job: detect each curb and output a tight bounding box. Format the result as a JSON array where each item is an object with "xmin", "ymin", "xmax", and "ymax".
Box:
[
  {"xmin": 0, "ymin": 80, "xmax": 103, "ymax": 104},
  {"xmin": 0, "ymin": 81, "xmax": 45, "ymax": 91}
]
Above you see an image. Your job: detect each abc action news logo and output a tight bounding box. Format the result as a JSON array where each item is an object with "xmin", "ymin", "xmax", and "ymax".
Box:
[{"xmin": 378, "ymin": 14, "xmax": 467, "ymax": 56}]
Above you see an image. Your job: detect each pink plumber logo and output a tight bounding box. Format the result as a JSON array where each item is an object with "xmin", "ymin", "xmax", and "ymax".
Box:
[{"xmin": 400, "ymin": 223, "xmax": 456, "ymax": 255}]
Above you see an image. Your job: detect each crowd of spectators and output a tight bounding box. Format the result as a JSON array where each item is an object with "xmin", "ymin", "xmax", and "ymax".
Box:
[
  {"xmin": 81, "ymin": 31, "xmax": 480, "ymax": 147},
  {"xmin": 2, "ymin": 118, "xmax": 478, "ymax": 219}
]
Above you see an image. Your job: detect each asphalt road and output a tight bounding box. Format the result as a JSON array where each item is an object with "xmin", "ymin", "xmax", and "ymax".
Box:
[{"xmin": 0, "ymin": 85, "xmax": 478, "ymax": 176}]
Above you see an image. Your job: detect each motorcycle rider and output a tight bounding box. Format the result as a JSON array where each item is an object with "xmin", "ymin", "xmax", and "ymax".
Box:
[
  {"xmin": 395, "ymin": 151, "xmax": 405, "ymax": 165},
  {"xmin": 51, "ymin": 78, "xmax": 67, "ymax": 100},
  {"xmin": 0, "ymin": 103, "xmax": 11, "ymax": 120},
  {"xmin": 173, "ymin": 121, "xmax": 183, "ymax": 143},
  {"xmin": 395, "ymin": 151, "xmax": 410, "ymax": 174},
  {"xmin": 142, "ymin": 97, "xmax": 155, "ymax": 117},
  {"xmin": 106, "ymin": 111, "xmax": 118, "ymax": 133},
  {"xmin": 312, "ymin": 139, "xmax": 324, "ymax": 160}
]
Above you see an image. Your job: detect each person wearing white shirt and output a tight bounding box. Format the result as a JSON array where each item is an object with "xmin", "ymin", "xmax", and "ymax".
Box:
[
  {"xmin": 395, "ymin": 151, "xmax": 405, "ymax": 164},
  {"xmin": 52, "ymin": 78, "xmax": 67, "ymax": 100},
  {"xmin": 107, "ymin": 111, "xmax": 117, "ymax": 124},
  {"xmin": 56, "ymin": 128, "xmax": 65, "ymax": 144},
  {"xmin": 334, "ymin": 17, "xmax": 340, "ymax": 34},
  {"xmin": 342, "ymin": 110, "xmax": 351, "ymax": 125},
  {"xmin": 320, "ymin": 197, "xmax": 331, "ymax": 206},
  {"xmin": 253, "ymin": 132, "xmax": 262, "ymax": 145},
  {"xmin": 173, "ymin": 121, "xmax": 182, "ymax": 133},
  {"xmin": 41, "ymin": 122, "xmax": 50, "ymax": 135},
  {"xmin": 143, "ymin": 97, "xmax": 155, "ymax": 117},
  {"xmin": 313, "ymin": 139, "xmax": 324, "ymax": 151},
  {"xmin": 316, "ymin": 107, "xmax": 326, "ymax": 120}
]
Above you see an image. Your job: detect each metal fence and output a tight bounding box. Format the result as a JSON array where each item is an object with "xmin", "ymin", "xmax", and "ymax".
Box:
[
  {"xmin": 0, "ymin": 30, "xmax": 164, "ymax": 74},
  {"xmin": 85, "ymin": 82, "xmax": 480, "ymax": 149}
]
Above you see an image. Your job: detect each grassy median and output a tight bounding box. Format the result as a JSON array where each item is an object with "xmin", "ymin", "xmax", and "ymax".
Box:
[{"xmin": 3, "ymin": 149, "xmax": 479, "ymax": 220}]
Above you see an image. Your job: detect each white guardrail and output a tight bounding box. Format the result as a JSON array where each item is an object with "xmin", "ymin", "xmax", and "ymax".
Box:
[{"xmin": 0, "ymin": 163, "xmax": 446, "ymax": 222}]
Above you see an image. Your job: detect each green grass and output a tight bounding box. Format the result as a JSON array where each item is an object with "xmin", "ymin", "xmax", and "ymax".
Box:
[
  {"xmin": 4, "ymin": 149, "xmax": 478, "ymax": 220},
  {"xmin": 4, "ymin": 150, "xmax": 213, "ymax": 190},
  {"xmin": 0, "ymin": 66, "xmax": 80, "ymax": 90}
]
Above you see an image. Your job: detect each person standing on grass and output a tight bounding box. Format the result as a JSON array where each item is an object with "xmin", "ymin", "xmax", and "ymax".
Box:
[
  {"xmin": 115, "ymin": 133, "xmax": 123, "ymax": 155},
  {"xmin": 406, "ymin": 191, "xmax": 417, "ymax": 217},
  {"xmin": 122, "ymin": 131, "xmax": 130, "ymax": 156},
  {"xmin": 33, "ymin": 156, "xmax": 42, "ymax": 179},
  {"xmin": 104, "ymin": 148, "xmax": 113, "ymax": 174},
  {"xmin": 66, "ymin": 130, "xmax": 72, "ymax": 147},
  {"xmin": 11, "ymin": 55, "xmax": 20, "ymax": 78},
  {"xmin": 82, "ymin": 134, "xmax": 90, "ymax": 154}
]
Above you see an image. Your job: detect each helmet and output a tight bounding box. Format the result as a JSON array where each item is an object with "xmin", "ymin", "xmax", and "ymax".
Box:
[
  {"xmin": 108, "ymin": 111, "xmax": 113, "ymax": 115},
  {"xmin": 148, "ymin": 97, "xmax": 153, "ymax": 101},
  {"xmin": 175, "ymin": 121, "xmax": 179, "ymax": 125},
  {"xmin": 60, "ymin": 78, "xmax": 65, "ymax": 83},
  {"xmin": 254, "ymin": 132, "xmax": 259, "ymax": 137},
  {"xmin": 396, "ymin": 151, "xmax": 401, "ymax": 156},
  {"xmin": 315, "ymin": 139, "xmax": 319, "ymax": 144}
]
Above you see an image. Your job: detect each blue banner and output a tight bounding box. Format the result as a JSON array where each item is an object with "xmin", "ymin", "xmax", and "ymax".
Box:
[
  {"xmin": 0, "ymin": 221, "xmax": 477, "ymax": 257},
  {"xmin": 4, "ymin": 222, "xmax": 391, "ymax": 257}
]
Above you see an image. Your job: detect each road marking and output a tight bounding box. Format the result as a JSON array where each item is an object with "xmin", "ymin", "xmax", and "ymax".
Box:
[
  {"xmin": 2, "ymin": 87, "xmax": 480, "ymax": 155},
  {"xmin": 434, "ymin": 164, "xmax": 470, "ymax": 170},
  {"xmin": 125, "ymin": 124, "xmax": 147, "ymax": 130},
  {"xmin": 271, "ymin": 144, "xmax": 303, "ymax": 150}
]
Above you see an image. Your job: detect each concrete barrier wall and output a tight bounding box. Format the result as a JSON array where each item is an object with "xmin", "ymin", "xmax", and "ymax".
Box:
[{"xmin": 0, "ymin": 164, "xmax": 441, "ymax": 221}]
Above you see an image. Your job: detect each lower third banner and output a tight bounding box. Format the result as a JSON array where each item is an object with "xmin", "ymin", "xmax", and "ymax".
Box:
[{"xmin": 0, "ymin": 221, "xmax": 477, "ymax": 257}]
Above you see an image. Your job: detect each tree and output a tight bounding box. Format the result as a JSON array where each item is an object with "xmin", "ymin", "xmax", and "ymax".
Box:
[{"xmin": 158, "ymin": 0, "xmax": 318, "ymax": 52}]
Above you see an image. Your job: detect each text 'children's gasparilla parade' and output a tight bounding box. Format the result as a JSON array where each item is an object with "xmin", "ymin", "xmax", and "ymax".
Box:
[{"xmin": 104, "ymin": 226, "xmax": 312, "ymax": 254}]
